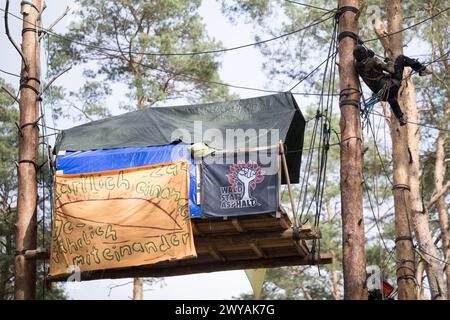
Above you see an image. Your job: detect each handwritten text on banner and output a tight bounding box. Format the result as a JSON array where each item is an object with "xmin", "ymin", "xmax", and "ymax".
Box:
[{"xmin": 49, "ymin": 161, "xmax": 196, "ymax": 277}]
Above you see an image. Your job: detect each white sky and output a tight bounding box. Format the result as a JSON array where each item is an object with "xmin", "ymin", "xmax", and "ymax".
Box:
[{"xmin": 0, "ymin": 0, "xmax": 433, "ymax": 300}]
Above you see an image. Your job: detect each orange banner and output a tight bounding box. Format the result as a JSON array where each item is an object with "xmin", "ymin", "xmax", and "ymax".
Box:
[{"xmin": 49, "ymin": 161, "xmax": 196, "ymax": 277}]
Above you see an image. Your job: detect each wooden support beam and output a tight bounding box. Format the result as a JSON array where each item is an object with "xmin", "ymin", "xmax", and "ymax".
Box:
[
  {"xmin": 207, "ymin": 244, "xmax": 225, "ymax": 261},
  {"xmin": 232, "ymin": 218, "xmax": 245, "ymax": 232},
  {"xmin": 191, "ymin": 223, "xmax": 203, "ymax": 236},
  {"xmin": 194, "ymin": 226, "xmax": 321, "ymax": 247},
  {"xmin": 47, "ymin": 252, "xmax": 333, "ymax": 282},
  {"xmin": 249, "ymin": 242, "xmax": 266, "ymax": 258},
  {"xmin": 276, "ymin": 206, "xmax": 291, "ymax": 229},
  {"xmin": 24, "ymin": 248, "xmax": 49, "ymax": 260},
  {"xmin": 279, "ymin": 142, "xmax": 298, "ymax": 227},
  {"xmin": 293, "ymin": 241, "xmax": 307, "ymax": 258}
]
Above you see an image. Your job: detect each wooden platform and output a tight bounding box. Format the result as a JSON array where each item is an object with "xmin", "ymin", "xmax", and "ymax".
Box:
[{"xmin": 47, "ymin": 208, "xmax": 332, "ymax": 282}]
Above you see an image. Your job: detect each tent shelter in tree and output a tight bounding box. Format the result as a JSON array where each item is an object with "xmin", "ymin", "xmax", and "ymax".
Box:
[{"xmin": 46, "ymin": 92, "xmax": 331, "ymax": 282}]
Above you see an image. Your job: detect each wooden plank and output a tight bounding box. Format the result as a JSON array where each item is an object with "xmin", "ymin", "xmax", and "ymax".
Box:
[
  {"xmin": 47, "ymin": 253, "xmax": 333, "ymax": 282},
  {"xmin": 232, "ymin": 218, "xmax": 245, "ymax": 232},
  {"xmin": 292, "ymin": 241, "xmax": 308, "ymax": 258},
  {"xmin": 194, "ymin": 226, "xmax": 320, "ymax": 247},
  {"xmin": 196, "ymin": 224, "xmax": 284, "ymax": 236},
  {"xmin": 249, "ymin": 242, "xmax": 266, "ymax": 258},
  {"xmin": 207, "ymin": 244, "xmax": 225, "ymax": 262},
  {"xmin": 191, "ymin": 223, "xmax": 203, "ymax": 236},
  {"xmin": 24, "ymin": 248, "xmax": 49, "ymax": 260},
  {"xmin": 213, "ymin": 145, "xmax": 278, "ymax": 155},
  {"xmin": 279, "ymin": 142, "xmax": 299, "ymax": 226},
  {"xmin": 195, "ymin": 239, "xmax": 297, "ymax": 254},
  {"xmin": 278, "ymin": 216, "xmax": 291, "ymax": 230}
]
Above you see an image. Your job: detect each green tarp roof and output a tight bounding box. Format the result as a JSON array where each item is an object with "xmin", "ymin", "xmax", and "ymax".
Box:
[{"xmin": 55, "ymin": 92, "xmax": 305, "ymax": 183}]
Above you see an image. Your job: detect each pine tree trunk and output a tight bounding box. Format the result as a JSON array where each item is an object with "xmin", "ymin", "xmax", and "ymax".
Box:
[
  {"xmin": 434, "ymin": 101, "xmax": 450, "ymax": 299},
  {"xmin": 415, "ymin": 259, "xmax": 425, "ymax": 300},
  {"xmin": 15, "ymin": 0, "xmax": 42, "ymax": 300},
  {"xmin": 337, "ymin": 0, "xmax": 368, "ymax": 300},
  {"xmin": 373, "ymin": 0, "xmax": 416, "ymax": 300},
  {"xmin": 428, "ymin": 2, "xmax": 450, "ymax": 298},
  {"xmin": 133, "ymin": 277, "xmax": 144, "ymax": 300},
  {"xmin": 405, "ymin": 75, "xmax": 446, "ymax": 300}
]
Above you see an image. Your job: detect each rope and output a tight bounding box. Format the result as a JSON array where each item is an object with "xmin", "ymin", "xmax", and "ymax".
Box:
[
  {"xmin": 0, "ymin": 68, "xmax": 21, "ymax": 78},
  {"xmin": 365, "ymin": 7, "xmax": 450, "ymax": 43},
  {"xmin": 284, "ymin": 0, "xmax": 336, "ymax": 13},
  {"xmin": 0, "ymin": 6, "xmax": 335, "ymax": 57}
]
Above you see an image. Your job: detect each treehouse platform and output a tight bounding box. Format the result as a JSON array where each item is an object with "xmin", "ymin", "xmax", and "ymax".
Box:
[
  {"xmin": 47, "ymin": 207, "xmax": 331, "ymax": 282},
  {"xmin": 46, "ymin": 93, "xmax": 332, "ymax": 282}
]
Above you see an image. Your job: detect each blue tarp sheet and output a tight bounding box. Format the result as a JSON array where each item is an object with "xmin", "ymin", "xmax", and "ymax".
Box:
[{"xmin": 56, "ymin": 144, "xmax": 201, "ymax": 217}]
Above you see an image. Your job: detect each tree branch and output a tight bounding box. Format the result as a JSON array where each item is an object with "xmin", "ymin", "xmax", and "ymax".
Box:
[
  {"xmin": 39, "ymin": 6, "xmax": 70, "ymax": 41},
  {"xmin": 39, "ymin": 66, "xmax": 72, "ymax": 97},
  {"xmin": 107, "ymin": 280, "xmax": 133, "ymax": 297},
  {"xmin": 4, "ymin": 0, "xmax": 28, "ymax": 71},
  {"xmin": 427, "ymin": 181, "xmax": 450, "ymax": 211},
  {"xmin": 111, "ymin": 16, "xmax": 130, "ymax": 63},
  {"xmin": 0, "ymin": 86, "xmax": 19, "ymax": 104},
  {"xmin": 64, "ymin": 101, "xmax": 93, "ymax": 121}
]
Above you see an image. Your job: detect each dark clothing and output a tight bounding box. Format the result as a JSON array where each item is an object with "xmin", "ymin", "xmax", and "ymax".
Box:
[
  {"xmin": 356, "ymin": 55, "xmax": 426, "ymax": 122},
  {"xmin": 392, "ymin": 55, "xmax": 425, "ymax": 81},
  {"xmin": 384, "ymin": 83, "xmax": 404, "ymax": 120},
  {"xmin": 355, "ymin": 56, "xmax": 394, "ymax": 93}
]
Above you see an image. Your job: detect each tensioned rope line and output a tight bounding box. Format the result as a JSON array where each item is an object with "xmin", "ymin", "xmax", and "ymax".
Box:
[
  {"xmin": 92, "ymin": 47, "xmax": 341, "ymax": 97},
  {"xmin": 0, "ymin": 67, "xmax": 21, "ymax": 78},
  {"xmin": 0, "ymin": 6, "xmax": 335, "ymax": 57},
  {"xmin": 368, "ymin": 110, "xmax": 450, "ymax": 133},
  {"xmin": 0, "ymin": 24, "xmax": 338, "ymax": 97},
  {"xmin": 288, "ymin": 50, "xmax": 338, "ymax": 91},
  {"xmin": 37, "ymin": 123, "xmax": 61, "ymax": 132},
  {"xmin": 5, "ymin": 5, "xmax": 445, "ymax": 97},
  {"xmin": 415, "ymin": 247, "xmax": 450, "ymax": 266},
  {"xmin": 362, "ymin": 173, "xmax": 398, "ymax": 264},
  {"xmin": 292, "ymin": 15, "xmax": 338, "ymax": 265},
  {"xmin": 365, "ymin": 115, "xmax": 394, "ymax": 187},
  {"xmin": 285, "ymin": 0, "xmax": 336, "ymax": 13},
  {"xmin": 360, "ymin": 130, "xmax": 417, "ymax": 282},
  {"xmin": 365, "ymin": 6, "xmax": 450, "ymax": 43},
  {"xmin": 305, "ymin": 18, "xmax": 339, "ymax": 264}
]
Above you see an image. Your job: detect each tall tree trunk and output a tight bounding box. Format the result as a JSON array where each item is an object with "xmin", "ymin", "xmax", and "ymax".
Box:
[
  {"xmin": 374, "ymin": 0, "xmax": 416, "ymax": 300},
  {"xmin": 337, "ymin": 0, "xmax": 368, "ymax": 300},
  {"xmin": 434, "ymin": 100, "xmax": 450, "ymax": 299},
  {"xmin": 15, "ymin": 0, "xmax": 42, "ymax": 300},
  {"xmin": 405, "ymin": 75, "xmax": 446, "ymax": 300},
  {"xmin": 133, "ymin": 277, "xmax": 143, "ymax": 300},
  {"xmin": 415, "ymin": 259, "xmax": 426, "ymax": 300},
  {"xmin": 131, "ymin": 58, "xmax": 145, "ymax": 295},
  {"xmin": 429, "ymin": 7, "xmax": 450, "ymax": 297},
  {"xmin": 326, "ymin": 200, "xmax": 341, "ymax": 300},
  {"xmin": 429, "ymin": 2, "xmax": 450, "ymax": 298},
  {"xmin": 299, "ymin": 279, "xmax": 313, "ymax": 300}
]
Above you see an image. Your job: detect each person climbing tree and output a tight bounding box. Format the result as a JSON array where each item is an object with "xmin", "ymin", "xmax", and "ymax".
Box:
[{"xmin": 353, "ymin": 45, "xmax": 431, "ymax": 126}]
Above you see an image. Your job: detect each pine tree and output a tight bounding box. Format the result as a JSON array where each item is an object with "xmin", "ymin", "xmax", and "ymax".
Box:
[{"xmin": 0, "ymin": 77, "xmax": 66, "ymax": 300}]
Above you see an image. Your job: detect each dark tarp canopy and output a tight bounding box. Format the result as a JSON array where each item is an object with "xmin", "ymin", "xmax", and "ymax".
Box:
[{"xmin": 54, "ymin": 92, "xmax": 305, "ymax": 183}]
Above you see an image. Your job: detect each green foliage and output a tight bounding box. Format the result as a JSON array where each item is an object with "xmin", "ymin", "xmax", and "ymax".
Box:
[{"xmin": 49, "ymin": 0, "xmax": 235, "ymax": 117}]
